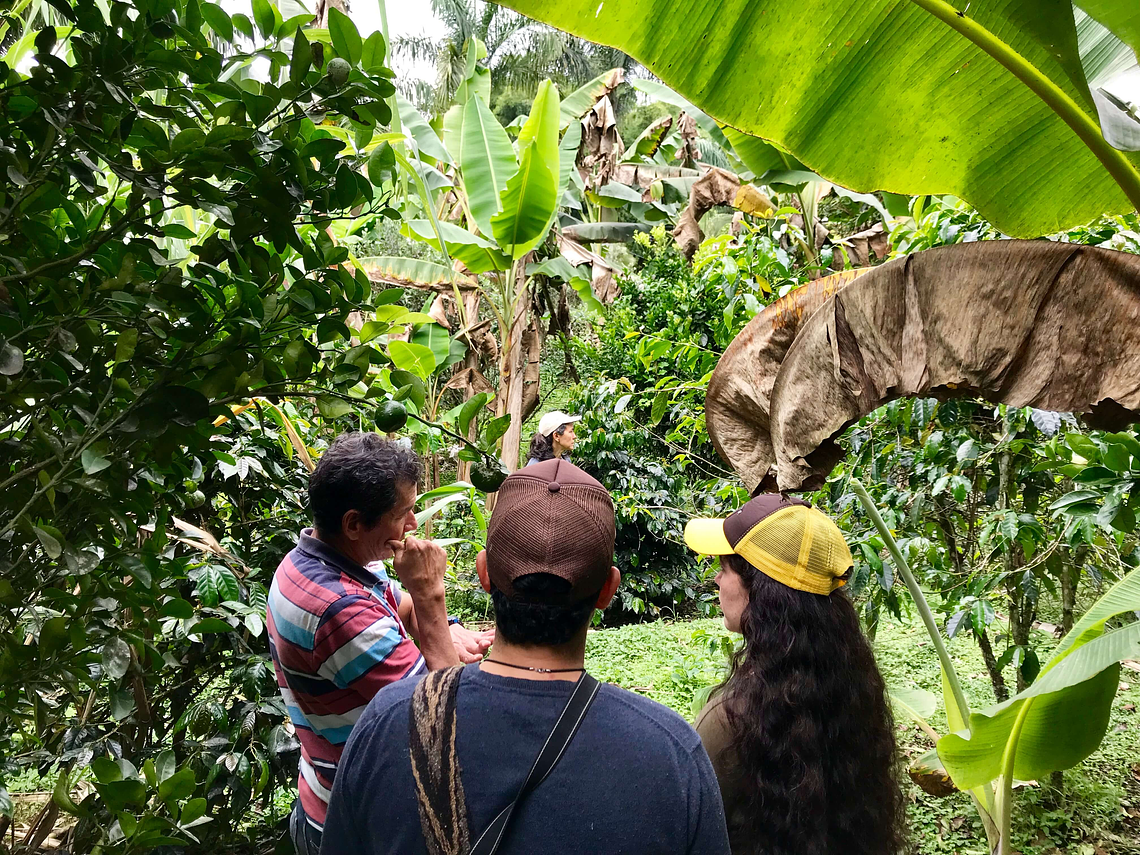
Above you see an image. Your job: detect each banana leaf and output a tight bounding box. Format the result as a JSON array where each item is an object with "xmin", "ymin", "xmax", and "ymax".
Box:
[{"xmin": 501, "ymin": 0, "xmax": 1140, "ymax": 238}]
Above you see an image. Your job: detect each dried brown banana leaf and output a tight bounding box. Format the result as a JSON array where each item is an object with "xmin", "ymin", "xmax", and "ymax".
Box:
[
  {"xmin": 768, "ymin": 241, "xmax": 1140, "ymax": 491},
  {"xmin": 705, "ymin": 268, "xmax": 872, "ymax": 492}
]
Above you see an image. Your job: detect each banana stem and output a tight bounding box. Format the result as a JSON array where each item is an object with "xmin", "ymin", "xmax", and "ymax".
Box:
[{"xmin": 850, "ymin": 479, "xmax": 972, "ymax": 724}]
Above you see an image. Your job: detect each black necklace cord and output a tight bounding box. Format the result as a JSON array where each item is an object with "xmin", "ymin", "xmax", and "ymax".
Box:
[{"xmin": 483, "ymin": 659, "xmax": 586, "ymax": 674}]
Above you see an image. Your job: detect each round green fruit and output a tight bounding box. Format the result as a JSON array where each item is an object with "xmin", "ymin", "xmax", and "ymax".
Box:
[
  {"xmin": 326, "ymin": 57, "xmax": 350, "ymax": 89},
  {"xmin": 375, "ymin": 400, "xmax": 408, "ymax": 433},
  {"xmin": 186, "ymin": 489, "xmax": 206, "ymax": 509},
  {"xmin": 471, "ymin": 459, "xmax": 509, "ymax": 494}
]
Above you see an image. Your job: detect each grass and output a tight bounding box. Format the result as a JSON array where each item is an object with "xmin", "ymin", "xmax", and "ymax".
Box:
[{"xmin": 585, "ymin": 616, "xmax": 1140, "ymax": 854}]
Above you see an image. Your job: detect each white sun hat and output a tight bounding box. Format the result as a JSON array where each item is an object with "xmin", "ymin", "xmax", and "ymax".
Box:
[{"xmin": 537, "ymin": 411, "xmax": 581, "ymax": 438}]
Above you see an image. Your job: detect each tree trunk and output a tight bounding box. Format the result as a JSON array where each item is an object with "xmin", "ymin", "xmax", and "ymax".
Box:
[
  {"xmin": 977, "ymin": 627, "xmax": 1009, "ymax": 702},
  {"xmin": 456, "ymin": 291, "xmax": 483, "ymax": 484},
  {"xmin": 1062, "ymin": 544, "xmax": 1088, "ymax": 635},
  {"xmin": 497, "ymin": 275, "xmax": 530, "ymax": 475}
]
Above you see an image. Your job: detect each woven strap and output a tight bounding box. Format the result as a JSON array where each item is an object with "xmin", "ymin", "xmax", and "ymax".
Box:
[
  {"xmin": 409, "ymin": 669, "xmax": 601, "ymax": 855},
  {"xmin": 409, "ymin": 666, "xmax": 471, "ymax": 855}
]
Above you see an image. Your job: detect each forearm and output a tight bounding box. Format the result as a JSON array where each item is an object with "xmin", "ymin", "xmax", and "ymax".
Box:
[{"xmin": 407, "ymin": 587, "xmax": 460, "ymax": 669}]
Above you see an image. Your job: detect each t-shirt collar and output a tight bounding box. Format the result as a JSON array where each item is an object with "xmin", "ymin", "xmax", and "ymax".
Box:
[{"xmin": 297, "ymin": 527, "xmax": 388, "ymax": 588}]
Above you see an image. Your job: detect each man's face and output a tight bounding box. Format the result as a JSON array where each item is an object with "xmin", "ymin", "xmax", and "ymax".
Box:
[{"xmin": 360, "ymin": 481, "xmax": 418, "ymax": 563}]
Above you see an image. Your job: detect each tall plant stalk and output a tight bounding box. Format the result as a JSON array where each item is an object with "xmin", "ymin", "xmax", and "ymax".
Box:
[{"xmin": 850, "ymin": 478, "xmax": 999, "ymax": 850}]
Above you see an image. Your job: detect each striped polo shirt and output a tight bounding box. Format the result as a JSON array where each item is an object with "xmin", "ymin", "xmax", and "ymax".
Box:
[{"xmin": 266, "ymin": 529, "xmax": 425, "ymax": 830}]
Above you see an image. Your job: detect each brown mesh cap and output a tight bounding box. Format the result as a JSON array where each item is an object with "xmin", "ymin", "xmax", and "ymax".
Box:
[{"xmin": 486, "ymin": 459, "xmax": 616, "ymax": 602}]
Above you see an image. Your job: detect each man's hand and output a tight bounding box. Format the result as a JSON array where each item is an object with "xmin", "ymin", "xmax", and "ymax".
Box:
[
  {"xmin": 449, "ymin": 624, "xmax": 494, "ymax": 664},
  {"xmin": 388, "ymin": 536, "xmax": 447, "ymax": 601}
]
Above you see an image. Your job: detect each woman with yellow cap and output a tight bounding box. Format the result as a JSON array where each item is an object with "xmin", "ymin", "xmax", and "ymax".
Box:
[{"xmin": 685, "ymin": 494, "xmax": 906, "ymax": 855}]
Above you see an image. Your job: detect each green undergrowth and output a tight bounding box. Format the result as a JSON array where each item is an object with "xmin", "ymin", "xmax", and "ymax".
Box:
[{"xmin": 586, "ymin": 617, "xmax": 1140, "ymax": 854}]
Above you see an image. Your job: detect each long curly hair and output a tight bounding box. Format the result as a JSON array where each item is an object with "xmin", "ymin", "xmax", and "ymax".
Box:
[
  {"xmin": 526, "ymin": 423, "xmax": 570, "ymax": 463},
  {"xmin": 715, "ymin": 553, "xmax": 907, "ymax": 855}
]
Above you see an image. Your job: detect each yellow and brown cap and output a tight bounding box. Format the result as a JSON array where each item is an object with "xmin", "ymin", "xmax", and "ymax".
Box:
[{"xmin": 685, "ymin": 494, "xmax": 852, "ymax": 595}]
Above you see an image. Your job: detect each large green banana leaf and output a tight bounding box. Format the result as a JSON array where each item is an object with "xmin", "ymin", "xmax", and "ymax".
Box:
[
  {"xmin": 357, "ymin": 256, "xmax": 475, "ymax": 289},
  {"xmin": 403, "ymin": 219, "xmax": 510, "ymax": 273},
  {"xmin": 560, "ymin": 68, "xmax": 624, "ymax": 127},
  {"xmin": 460, "ymin": 93, "xmax": 516, "ymax": 237},
  {"xmin": 938, "ymin": 565, "xmax": 1140, "ymax": 788},
  {"xmin": 492, "ymin": 81, "xmax": 562, "ymax": 258},
  {"xmin": 501, "ymin": 0, "xmax": 1140, "ymax": 236},
  {"xmin": 395, "ymin": 93, "xmax": 452, "ymax": 165}
]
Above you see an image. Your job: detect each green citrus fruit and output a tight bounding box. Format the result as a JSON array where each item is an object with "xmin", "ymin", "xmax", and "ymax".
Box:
[
  {"xmin": 326, "ymin": 57, "xmax": 350, "ymax": 89},
  {"xmin": 471, "ymin": 458, "xmax": 509, "ymax": 493},
  {"xmin": 375, "ymin": 400, "xmax": 408, "ymax": 433}
]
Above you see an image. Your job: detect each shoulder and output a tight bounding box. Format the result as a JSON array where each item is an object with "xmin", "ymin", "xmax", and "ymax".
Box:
[{"xmin": 596, "ymin": 683, "xmax": 705, "ymax": 752}]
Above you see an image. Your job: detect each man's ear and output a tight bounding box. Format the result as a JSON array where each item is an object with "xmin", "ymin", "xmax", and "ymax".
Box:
[
  {"xmin": 341, "ymin": 508, "xmax": 362, "ymax": 541},
  {"xmin": 595, "ymin": 566, "xmax": 621, "ymax": 610},
  {"xmin": 476, "ymin": 550, "xmax": 491, "ymax": 593}
]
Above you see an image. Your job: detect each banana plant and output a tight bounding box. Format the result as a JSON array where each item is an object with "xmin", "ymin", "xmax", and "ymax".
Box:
[
  {"xmin": 369, "ymin": 69, "xmax": 578, "ymax": 473},
  {"xmin": 853, "ymin": 478, "xmax": 1140, "ymax": 855}
]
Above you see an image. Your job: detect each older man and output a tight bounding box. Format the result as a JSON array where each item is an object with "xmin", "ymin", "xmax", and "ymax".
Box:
[{"xmin": 266, "ymin": 432, "xmax": 492, "ymax": 855}]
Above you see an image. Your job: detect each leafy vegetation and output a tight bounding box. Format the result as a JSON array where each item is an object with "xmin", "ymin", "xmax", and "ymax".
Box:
[{"xmin": 3, "ymin": 0, "xmax": 1140, "ymax": 850}]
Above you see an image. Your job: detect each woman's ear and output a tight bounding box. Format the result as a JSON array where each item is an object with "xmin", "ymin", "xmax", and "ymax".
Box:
[{"xmin": 476, "ymin": 550, "xmax": 491, "ymax": 593}]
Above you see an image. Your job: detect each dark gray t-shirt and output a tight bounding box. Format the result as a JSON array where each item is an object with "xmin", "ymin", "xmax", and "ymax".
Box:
[{"xmin": 321, "ymin": 664, "xmax": 730, "ymax": 855}]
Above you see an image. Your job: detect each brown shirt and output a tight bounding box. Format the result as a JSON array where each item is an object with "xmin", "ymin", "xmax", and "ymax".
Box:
[{"xmin": 695, "ymin": 694, "xmax": 750, "ymax": 854}]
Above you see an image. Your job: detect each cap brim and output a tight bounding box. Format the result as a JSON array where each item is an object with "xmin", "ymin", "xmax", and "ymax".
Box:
[{"xmin": 684, "ymin": 519, "xmax": 735, "ymax": 555}]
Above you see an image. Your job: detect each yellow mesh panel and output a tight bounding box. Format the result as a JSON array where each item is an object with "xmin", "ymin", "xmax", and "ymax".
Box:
[{"xmin": 736, "ymin": 506, "xmax": 852, "ymax": 595}]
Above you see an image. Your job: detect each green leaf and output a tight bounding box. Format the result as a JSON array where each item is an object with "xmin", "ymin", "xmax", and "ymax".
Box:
[
  {"xmin": 361, "ymin": 30, "xmax": 386, "ymax": 71},
  {"xmin": 159, "ymin": 767, "xmax": 196, "ymax": 803},
  {"xmin": 560, "ymin": 68, "xmax": 623, "ymax": 126},
  {"xmin": 396, "ymin": 93, "xmax": 452, "ymax": 165},
  {"xmin": 1048, "ymin": 489, "xmax": 1104, "ymax": 511},
  {"xmin": 568, "ymin": 277, "xmax": 604, "ymax": 316},
  {"xmin": 401, "ymin": 220, "xmax": 510, "ymax": 274},
  {"xmin": 115, "ymin": 329, "xmax": 138, "ymax": 363},
  {"xmin": 38, "ymin": 615, "xmax": 68, "ymax": 656},
  {"xmin": 956, "ymin": 439, "xmax": 978, "ymax": 465},
  {"xmin": 938, "ymin": 564, "xmax": 1140, "ymax": 789},
  {"xmin": 366, "ymin": 141, "xmax": 397, "ymax": 186},
  {"xmin": 650, "ymin": 390, "xmax": 669, "ymax": 425},
  {"xmin": 458, "ymin": 392, "xmax": 494, "ymax": 437},
  {"xmin": 503, "ymin": 0, "xmax": 1140, "ymax": 238},
  {"xmin": 484, "ymin": 413, "xmax": 511, "ymax": 445},
  {"xmin": 491, "ymin": 80, "xmax": 560, "ymax": 258},
  {"xmin": 189, "ymin": 618, "xmax": 235, "ymax": 634},
  {"xmin": 290, "ymin": 28, "xmax": 312, "ymax": 84},
  {"xmin": 890, "ymin": 685, "xmax": 939, "ymax": 724},
  {"xmin": 1076, "ymin": 0, "xmax": 1140, "ymax": 60},
  {"xmin": 81, "ymin": 446, "xmax": 112, "ymax": 475},
  {"xmin": 156, "ymin": 750, "xmax": 176, "ymax": 783},
  {"xmin": 410, "ymin": 324, "xmax": 451, "ymax": 370},
  {"xmin": 388, "ymin": 340, "xmax": 437, "ymax": 380},
  {"xmin": 91, "ymin": 756, "xmax": 123, "ymax": 784},
  {"xmin": 357, "ymin": 256, "xmax": 474, "ymax": 290},
  {"xmin": 34, "ymin": 526, "xmax": 62, "ymax": 559},
  {"xmin": 160, "ymin": 598, "xmax": 194, "ymax": 619},
  {"xmin": 251, "ymin": 0, "xmax": 274, "ymax": 39},
  {"xmin": 101, "ymin": 638, "xmax": 131, "ymax": 680},
  {"xmin": 181, "ymin": 798, "xmax": 209, "ymax": 826},
  {"xmin": 460, "ymin": 92, "xmax": 516, "ymax": 237},
  {"xmin": 327, "ymin": 6, "xmax": 361, "ymax": 65},
  {"xmin": 96, "ymin": 780, "xmax": 147, "ymax": 812},
  {"xmin": 201, "ymin": 3, "xmax": 233, "ymax": 40}
]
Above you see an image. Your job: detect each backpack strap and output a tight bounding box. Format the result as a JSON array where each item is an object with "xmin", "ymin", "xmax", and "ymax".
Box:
[
  {"xmin": 409, "ymin": 666, "xmax": 471, "ymax": 855},
  {"xmin": 469, "ymin": 672, "xmax": 600, "ymax": 855}
]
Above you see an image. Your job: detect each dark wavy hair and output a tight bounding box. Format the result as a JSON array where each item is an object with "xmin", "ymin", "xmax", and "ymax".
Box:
[
  {"xmin": 308, "ymin": 432, "xmax": 421, "ymax": 536},
  {"xmin": 715, "ymin": 553, "xmax": 906, "ymax": 855},
  {"xmin": 526, "ymin": 424, "xmax": 570, "ymax": 463}
]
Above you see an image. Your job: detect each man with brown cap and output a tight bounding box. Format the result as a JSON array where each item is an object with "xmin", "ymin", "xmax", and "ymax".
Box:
[{"xmin": 320, "ymin": 459, "xmax": 730, "ymax": 855}]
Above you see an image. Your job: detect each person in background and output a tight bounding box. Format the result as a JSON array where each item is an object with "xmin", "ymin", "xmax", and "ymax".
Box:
[
  {"xmin": 265, "ymin": 432, "xmax": 493, "ymax": 855},
  {"xmin": 525, "ymin": 410, "xmax": 580, "ymax": 467},
  {"xmin": 321, "ymin": 459, "xmax": 730, "ymax": 855},
  {"xmin": 685, "ymin": 494, "xmax": 907, "ymax": 855}
]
